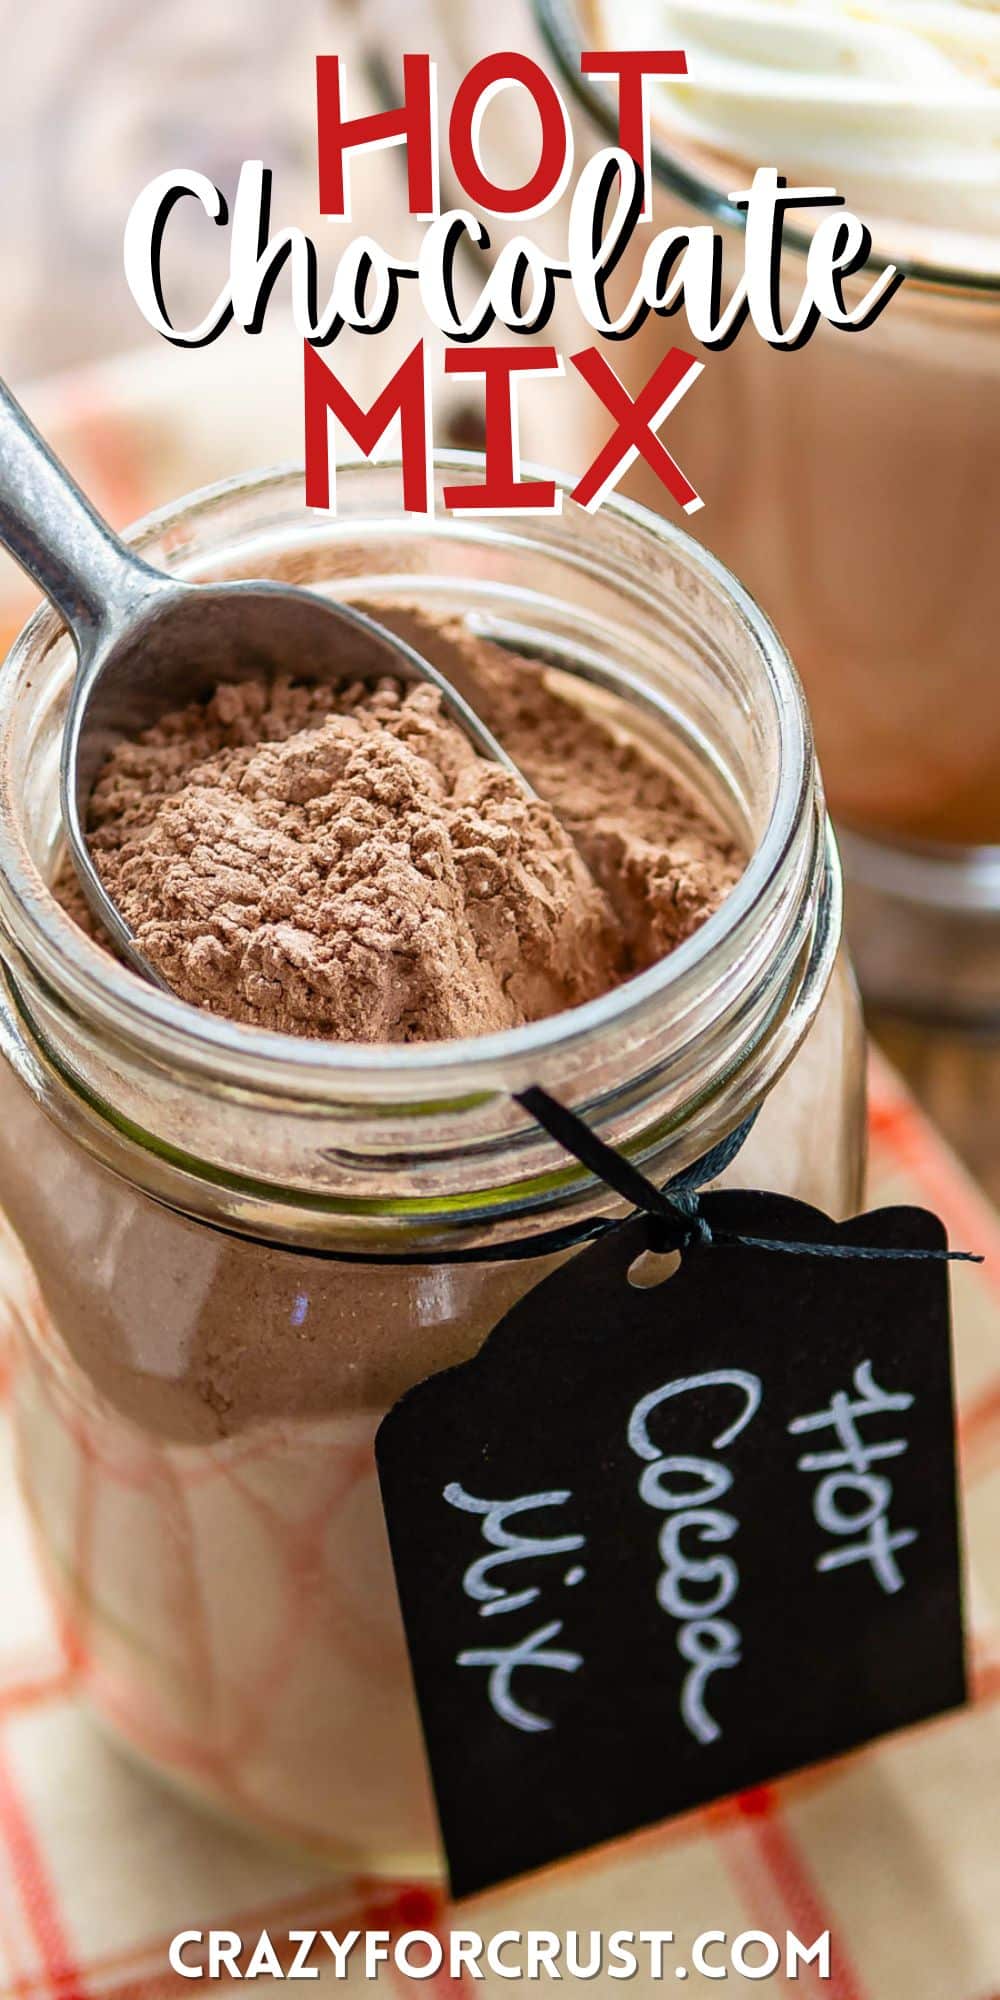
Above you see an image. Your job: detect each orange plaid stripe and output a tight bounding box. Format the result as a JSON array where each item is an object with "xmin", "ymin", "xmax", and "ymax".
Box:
[{"xmin": 712, "ymin": 1790, "xmax": 867, "ymax": 2000}]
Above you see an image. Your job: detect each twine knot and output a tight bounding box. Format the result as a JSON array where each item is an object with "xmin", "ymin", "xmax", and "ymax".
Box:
[{"xmin": 515, "ymin": 1085, "xmax": 981, "ymax": 1270}]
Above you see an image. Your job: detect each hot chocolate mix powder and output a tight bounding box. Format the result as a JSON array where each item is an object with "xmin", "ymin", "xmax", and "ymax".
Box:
[{"xmin": 57, "ymin": 610, "xmax": 743, "ymax": 1038}]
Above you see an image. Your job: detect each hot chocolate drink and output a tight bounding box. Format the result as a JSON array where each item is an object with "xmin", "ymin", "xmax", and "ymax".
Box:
[{"xmin": 577, "ymin": 0, "xmax": 1000, "ymax": 852}]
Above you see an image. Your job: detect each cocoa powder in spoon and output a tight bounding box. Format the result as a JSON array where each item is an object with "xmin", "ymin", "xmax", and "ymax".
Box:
[{"xmin": 56, "ymin": 613, "xmax": 743, "ymax": 1039}]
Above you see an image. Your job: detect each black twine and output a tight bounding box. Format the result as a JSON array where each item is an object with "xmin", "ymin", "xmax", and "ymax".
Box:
[{"xmin": 515, "ymin": 1086, "xmax": 983, "ymax": 1267}]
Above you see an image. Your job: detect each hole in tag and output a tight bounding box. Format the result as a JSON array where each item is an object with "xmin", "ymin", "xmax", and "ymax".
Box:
[{"xmin": 627, "ymin": 1247, "xmax": 682, "ymax": 1290}]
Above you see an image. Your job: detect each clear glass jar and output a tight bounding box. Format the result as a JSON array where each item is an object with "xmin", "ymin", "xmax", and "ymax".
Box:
[
  {"xmin": 0, "ymin": 460, "xmax": 864, "ymax": 1871},
  {"xmin": 537, "ymin": 0, "xmax": 1000, "ymax": 1024}
]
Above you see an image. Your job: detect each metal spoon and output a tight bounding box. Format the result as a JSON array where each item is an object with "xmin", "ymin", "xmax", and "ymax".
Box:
[{"xmin": 0, "ymin": 379, "xmax": 532, "ymax": 991}]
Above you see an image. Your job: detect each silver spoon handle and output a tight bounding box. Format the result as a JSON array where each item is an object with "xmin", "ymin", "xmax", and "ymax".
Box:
[{"xmin": 0, "ymin": 379, "xmax": 159, "ymax": 650}]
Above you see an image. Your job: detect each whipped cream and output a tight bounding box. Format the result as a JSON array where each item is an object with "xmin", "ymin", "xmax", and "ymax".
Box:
[{"xmin": 592, "ymin": 1, "xmax": 1000, "ymax": 260}]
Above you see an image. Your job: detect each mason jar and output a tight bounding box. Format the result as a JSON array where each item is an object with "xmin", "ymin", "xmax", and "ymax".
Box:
[
  {"xmin": 536, "ymin": 0, "xmax": 1000, "ymax": 1025},
  {"xmin": 0, "ymin": 459, "xmax": 865, "ymax": 1872}
]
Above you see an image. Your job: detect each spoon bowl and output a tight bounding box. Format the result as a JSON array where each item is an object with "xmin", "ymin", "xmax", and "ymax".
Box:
[
  {"xmin": 61, "ymin": 574, "xmax": 533, "ymax": 980},
  {"xmin": 0, "ymin": 382, "xmax": 532, "ymax": 988}
]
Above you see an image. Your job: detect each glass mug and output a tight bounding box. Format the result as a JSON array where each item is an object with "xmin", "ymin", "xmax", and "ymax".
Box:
[
  {"xmin": 0, "ymin": 460, "xmax": 865, "ymax": 1868},
  {"xmin": 538, "ymin": 0, "xmax": 1000, "ymax": 1025}
]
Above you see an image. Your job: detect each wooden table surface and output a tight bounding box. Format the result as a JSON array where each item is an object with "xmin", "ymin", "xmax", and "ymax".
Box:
[{"xmin": 870, "ymin": 1011, "xmax": 1000, "ymax": 1206}]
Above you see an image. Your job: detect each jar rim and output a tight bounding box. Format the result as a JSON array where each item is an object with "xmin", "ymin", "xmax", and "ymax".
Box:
[
  {"xmin": 535, "ymin": 0, "xmax": 1000, "ymax": 302},
  {"xmin": 0, "ymin": 455, "xmax": 811, "ymax": 1108}
]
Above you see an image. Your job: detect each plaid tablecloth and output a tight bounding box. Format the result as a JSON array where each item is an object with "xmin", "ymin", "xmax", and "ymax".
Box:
[{"xmin": 0, "ymin": 1048, "xmax": 998, "ymax": 1998}]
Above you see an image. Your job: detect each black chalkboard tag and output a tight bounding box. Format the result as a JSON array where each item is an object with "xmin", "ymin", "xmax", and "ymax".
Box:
[{"xmin": 376, "ymin": 1190, "xmax": 966, "ymax": 1900}]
